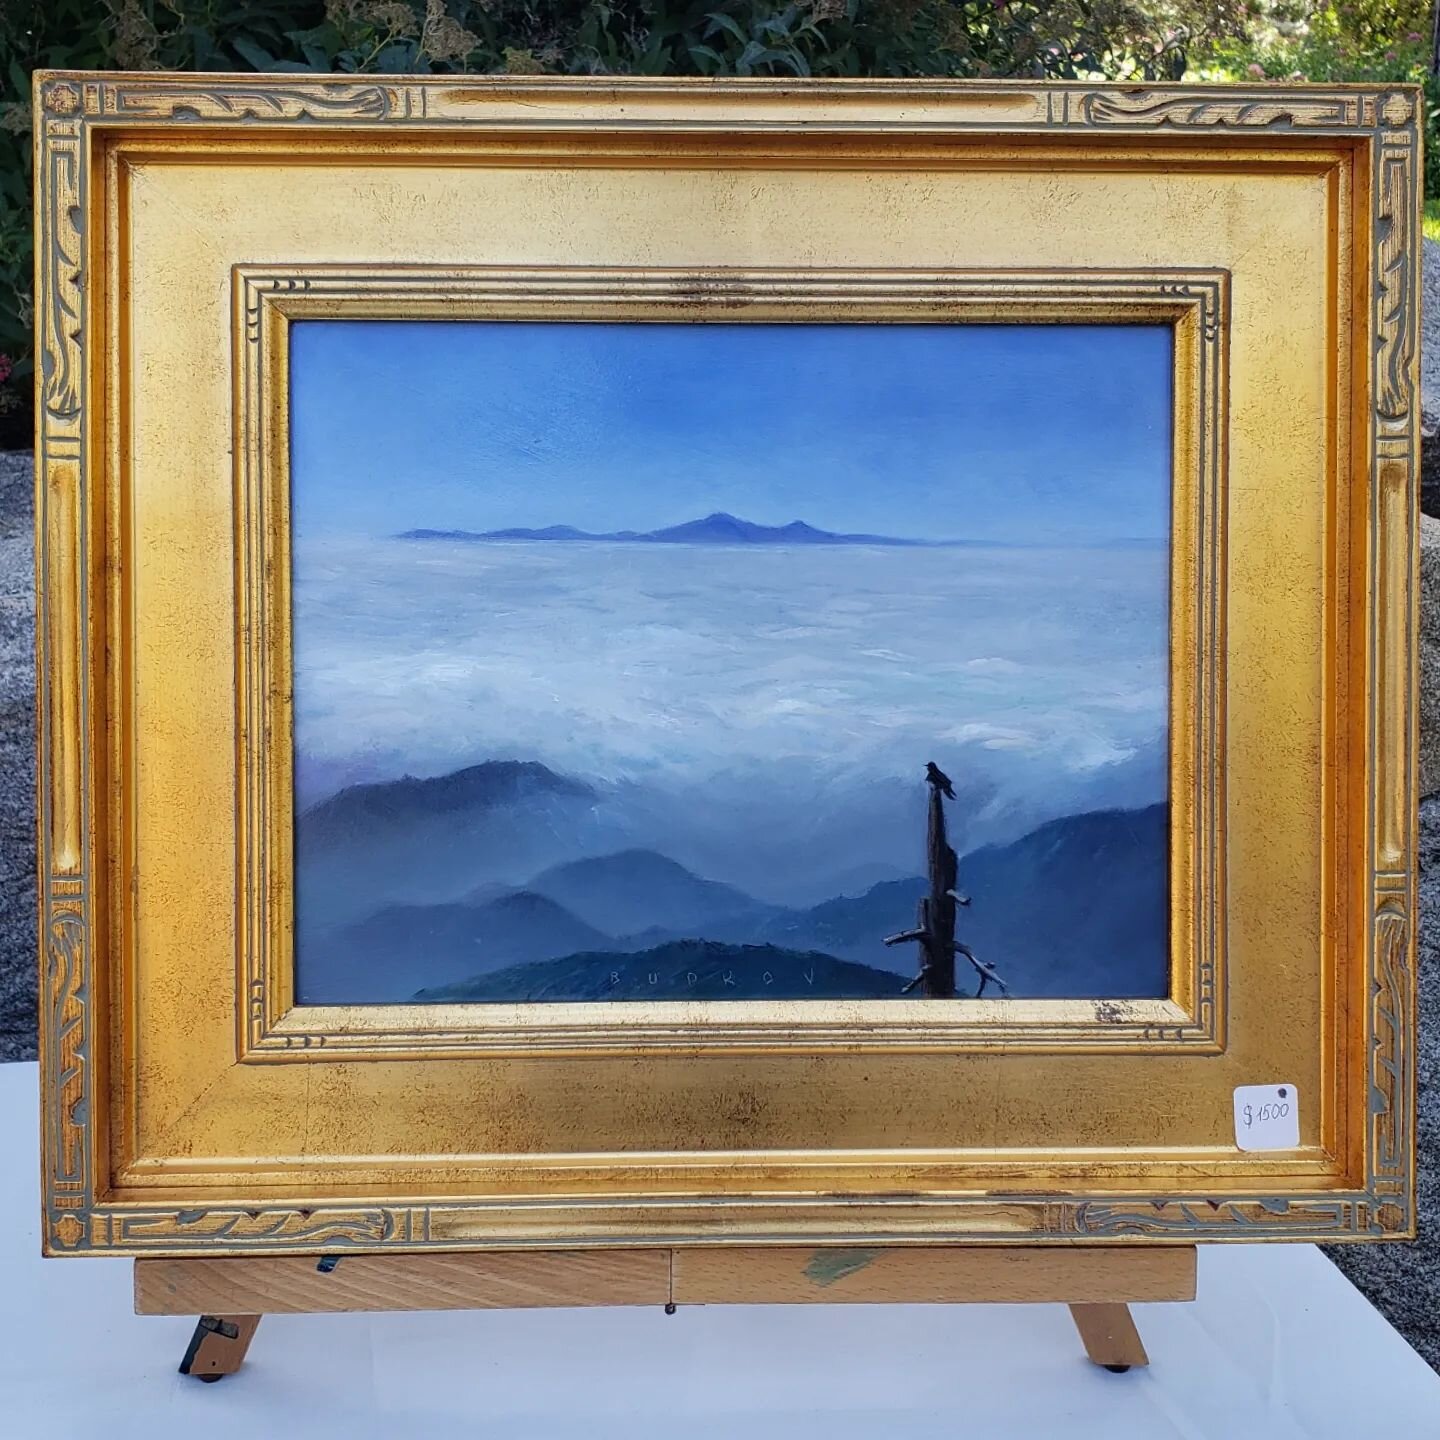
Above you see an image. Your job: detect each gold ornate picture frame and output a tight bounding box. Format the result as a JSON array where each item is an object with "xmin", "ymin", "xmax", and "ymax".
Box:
[{"xmin": 35, "ymin": 73, "xmax": 1417, "ymax": 1255}]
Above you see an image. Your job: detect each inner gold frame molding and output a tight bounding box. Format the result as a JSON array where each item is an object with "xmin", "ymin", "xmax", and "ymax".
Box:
[
  {"xmin": 35, "ymin": 73, "xmax": 1418, "ymax": 1256},
  {"xmin": 238, "ymin": 263, "xmax": 1226, "ymax": 1060}
]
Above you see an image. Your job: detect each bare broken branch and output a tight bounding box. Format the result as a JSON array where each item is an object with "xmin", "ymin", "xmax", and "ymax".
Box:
[
  {"xmin": 883, "ymin": 927, "xmax": 928, "ymax": 947},
  {"xmin": 955, "ymin": 941, "xmax": 1010, "ymax": 997}
]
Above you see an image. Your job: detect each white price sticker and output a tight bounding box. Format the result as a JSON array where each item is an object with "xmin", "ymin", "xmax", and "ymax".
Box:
[{"xmin": 1233, "ymin": 1084, "xmax": 1300, "ymax": 1152}]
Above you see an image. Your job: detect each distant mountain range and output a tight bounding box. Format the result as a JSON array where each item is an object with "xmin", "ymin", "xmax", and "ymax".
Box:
[
  {"xmin": 479, "ymin": 849, "xmax": 780, "ymax": 936},
  {"xmin": 316, "ymin": 892, "xmax": 615, "ymax": 1003},
  {"xmin": 309, "ymin": 849, "xmax": 784, "ymax": 1003},
  {"xmin": 397, "ymin": 513, "xmax": 942, "ymax": 547},
  {"xmin": 301, "ymin": 760, "xmax": 593, "ymax": 849},
  {"xmin": 292, "ymin": 759, "xmax": 602, "ymax": 949},
  {"xmin": 395, "ymin": 514, "xmax": 1166, "ymax": 549},
  {"xmin": 756, "ymin": 803, "xmax": 1169, "ymax": 997},
  {"xmin": 295, "ymin": 764, "xmax": 1169, "ymax": 1002}
]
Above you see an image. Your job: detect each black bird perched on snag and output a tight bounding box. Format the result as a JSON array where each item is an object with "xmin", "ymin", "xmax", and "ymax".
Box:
[{"xmin": 925, "ymin": 761, "xmax": 956, "ymax": 801}]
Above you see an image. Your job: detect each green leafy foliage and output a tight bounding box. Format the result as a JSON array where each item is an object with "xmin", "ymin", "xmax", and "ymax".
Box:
[
  {"xmin": 1194, "ymin": 3, "xmax": 1438, "ymax": 190},
  {"xmin": 0, "ymin": 1, "xmax": 1429, "ymax": 446},
  {"xmin": 1196, "ymin": 1, "xmax": 1430, "ymax": 81}
]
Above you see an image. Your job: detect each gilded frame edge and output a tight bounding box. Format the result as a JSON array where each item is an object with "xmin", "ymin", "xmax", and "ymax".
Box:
[
  {"xmin": 33, "ymin": 73, "xmax": 1418, "ymax": 1254},
  {"xmin": 235, "ymin": 262, "xmax": 1225, "ymax": 1063}
]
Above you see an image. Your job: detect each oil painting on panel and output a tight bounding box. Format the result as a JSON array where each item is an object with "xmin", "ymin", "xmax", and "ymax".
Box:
[{"xmin": 288, "ymin": 321, "xmax": 1172, "ymax": 1005}]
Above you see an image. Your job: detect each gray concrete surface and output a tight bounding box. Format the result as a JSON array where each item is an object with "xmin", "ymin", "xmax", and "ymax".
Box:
[
  {"xmin": 1421, "ymin": 239, "xmax": 1440, "ymax": 517},
  {"xmin": 0, "ymin": 450, "xmax": 34, "ymax": 1063},
  {"xmin": 1324, "ymin": 796, "xmax": 1439, "ymax": 1373},
  {"xmin": 1423, "ymin": 239, "xmax": 1440, "ymax": 426},
  {"xmin": 1422, "ymin": 515, "xmax": 1439, "ymax": 800}
]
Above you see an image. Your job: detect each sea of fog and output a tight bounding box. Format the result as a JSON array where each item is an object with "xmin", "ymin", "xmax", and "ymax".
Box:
[{"xmin": 291, "ymin": 536, "xmax": 1168, "ymax": 905}]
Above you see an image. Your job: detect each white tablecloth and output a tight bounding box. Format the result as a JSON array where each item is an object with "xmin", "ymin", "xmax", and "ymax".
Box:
[{"xmin": 1, "ymin": 1060, "xmax": 1435, "ymax": 1437}]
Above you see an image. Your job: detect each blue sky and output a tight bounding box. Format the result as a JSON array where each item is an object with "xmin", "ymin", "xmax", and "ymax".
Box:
[{"xmin": 289, "ymin": 320, "xmax": 1171, "ymax": 544}]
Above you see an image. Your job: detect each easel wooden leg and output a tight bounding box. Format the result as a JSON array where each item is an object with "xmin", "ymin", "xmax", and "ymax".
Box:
[
  {"xmin": 177, "ymin": 1314, "xmax": 261, "ymax": 1382},
  {"xmin": 1068, "ymin": 1302, "xmax": 1149, "ymax": 1372}
]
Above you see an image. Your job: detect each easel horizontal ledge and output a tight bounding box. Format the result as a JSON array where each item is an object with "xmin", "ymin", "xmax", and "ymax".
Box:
[{"xmin": 135, "ymin": 1243, "xmax": 1197, "ymax": 1315}]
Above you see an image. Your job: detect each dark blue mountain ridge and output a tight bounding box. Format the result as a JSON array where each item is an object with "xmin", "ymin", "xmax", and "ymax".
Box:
[
  {"xmin": 759, "ymin": 801, "xmax": 1168, "ymax": 997},
  {"xmin": 299, "ymin": 759, "xmax": 593, "ymax": 846},
  {"xmin": 293, "ymin": 780, "xmax": 1168, "ymax": 1002},
  {"xmin": 955, "ymin": 801, "xmax": 1167, "ymax": 997},
  {"xmin": 303, "ymin": 855, "xmax": 778, "ymax": 1004},
  {"xmin": 509, "ymin": 847, "xmax": 780, "ymax": 936},
  {"xmin": 397, "ymin": 512, "xmax": 932, "ymax": 546},
  {"xmin": 415, "ymin": 940, "xmax": 909, "ymax": 1003},
  {"xmin": 297, "ymin": 890, "xmax": 615, "ymax": 1004},
  {"xmin": 293, "ymin": 760, "xmax": 602, "ymax": 937}
]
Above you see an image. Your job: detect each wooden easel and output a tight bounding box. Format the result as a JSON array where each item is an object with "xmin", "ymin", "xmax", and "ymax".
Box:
[{"xmin": 135, "ymin": 1244, "xmax": 1197, "ymax": 1383}]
